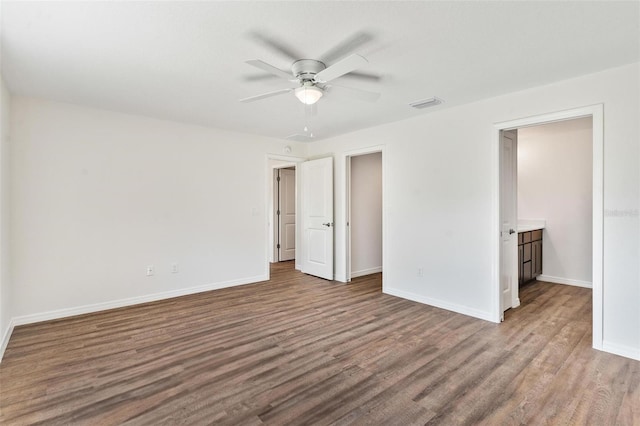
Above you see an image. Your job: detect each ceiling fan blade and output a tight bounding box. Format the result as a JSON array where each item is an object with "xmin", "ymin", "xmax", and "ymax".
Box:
[
  {"xmin": 240, "ymin": 88, "xmax": 294, "ymax": 103},
  {"xmin": 327, "ymin": 84, "xmax": 381, "ymax": 103},
  {"xmin": 248, "ymin": 31, "xmax": 304, "ymax": 61},
  {"xmin": 340, "ymin": 71, "xmax": 383, "ymax": 82},
  {"xmin": 243, "ymin": 73, "xmax": 280, "ymax": 82},
  {"xmin": 246, "ymin": 60, "xmax": 294, "ymax": 81},
  {"xmin": 314, "ymin": 54, "xmax": 368, "ymax": 83},
  {"xmin": 319, "ymin": 31, "xmax": 374, "ymax": 64}
]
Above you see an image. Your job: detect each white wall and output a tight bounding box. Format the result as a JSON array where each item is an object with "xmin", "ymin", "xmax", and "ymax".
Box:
[
  {"xmin": 307, "ymin": 63, "xmax": 639, "ymax": 359},
  {"xmin": 0, "ymin": 76, "xmax": 11, "ymax": 357},
  {"xmin": 9, "ymin": 97, "xmax": 305, "ymax": 322},
  {"xmin": 4, "ymin": 64, "xmax": 639, "ymax": 361},
  {"xmin": 518, "ymin": 118, "xmax": 593, "ymax": 286},
  {"xmin": 350, "ymin": 152, "xmax": 382, "ymax": 277}
]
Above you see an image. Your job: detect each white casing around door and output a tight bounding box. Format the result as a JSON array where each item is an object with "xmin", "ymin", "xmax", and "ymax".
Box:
[
  {"xmin": 301, "ymin": 157, "xmax": 334, "ymax": 280},
  {"xmin": 278, "ymin": 168, "xmax": 296, "ymax": 261}
]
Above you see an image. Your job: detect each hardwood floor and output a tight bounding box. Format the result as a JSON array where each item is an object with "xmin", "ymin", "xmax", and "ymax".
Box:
[{"xmin": 1, "ymin": 262, "xmax": 638, "ymax": 425}]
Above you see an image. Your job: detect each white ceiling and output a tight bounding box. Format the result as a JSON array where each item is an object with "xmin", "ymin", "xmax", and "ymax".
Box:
[{"xmin": 1, "ymin": 1, "xmax": 638, "ymax": 141}]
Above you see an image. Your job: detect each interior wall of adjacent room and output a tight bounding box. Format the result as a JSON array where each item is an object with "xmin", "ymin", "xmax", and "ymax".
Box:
[
  {"xmin": 518, "ymin": 117, "xmax": 593, "ymax": 286},
  {"xmin": 10, "ymin": 96, "xmax": 306, "ymax": 321},
  {"xmin": 306, "ymin": 62, "xmax": 639, "ymax": 358},
  {"xmin": 350, "ymin": 152, "xmax": 382, "ymax": 277},
  {"xmin": 0, "ymin": 76, "xmax": 12, "ymax": 355}
]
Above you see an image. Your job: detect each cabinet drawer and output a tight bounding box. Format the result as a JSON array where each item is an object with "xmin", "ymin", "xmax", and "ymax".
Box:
[
  {"xmin": 522, "ymin": 231, "xmax": 532, "ymax": 244},
  {"xmin": 532, "ymin": 229, "xmax": 542, "ymax": 241}
]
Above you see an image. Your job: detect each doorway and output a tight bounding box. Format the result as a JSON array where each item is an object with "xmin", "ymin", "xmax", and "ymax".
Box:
[
  {"xmin": 346, "ymin": 149, "xmax": 383, "ymax": 283},
  {"xmin": 494, "ymin": 105, "xmax": 604, "ymax": 350},
  {"xmin": 274, "ymin": 167, "xmax": 296, "ymax": 262},
  {"xmin": 266, "ymin": 154, "xmax": 304, "ymax": 273}
]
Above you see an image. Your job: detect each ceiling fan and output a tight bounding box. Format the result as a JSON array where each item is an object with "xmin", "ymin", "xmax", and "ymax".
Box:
[{"xmin": 240, "ymin": 31, "xmax": 382, "ymax": 105}]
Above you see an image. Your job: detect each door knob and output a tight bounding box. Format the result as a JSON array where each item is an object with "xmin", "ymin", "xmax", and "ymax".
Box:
[
  {"xmin": 322, "ymin": 222, "xmax": 333, "ymax": 227},
  {"xmin": 509, "ymin": 229, "xmax": 516, "ymax": 234}
]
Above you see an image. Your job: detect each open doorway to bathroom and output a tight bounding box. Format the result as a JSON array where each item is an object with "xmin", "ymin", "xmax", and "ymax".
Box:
[{"xmin": 495, "ymin": 105, "xmax": 603, "ymax": 350}]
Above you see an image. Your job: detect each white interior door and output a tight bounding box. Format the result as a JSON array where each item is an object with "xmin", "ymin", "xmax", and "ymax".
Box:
[
  {"xmin": 500, "ymin": 130, "xmax": 518, "ymax": 317},
  {"xmin": 301, "ymin": 157, "xmax": 334, "ymax": 279},
  {"xmin": 278, "ymin": 168, "xmax": 296, "ymax": 261}
]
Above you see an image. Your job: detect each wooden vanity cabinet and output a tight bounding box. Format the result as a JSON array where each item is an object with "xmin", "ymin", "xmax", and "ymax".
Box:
[{"xmin": 518, "ymin": 229, "xmax": 542, "ymax": 286}]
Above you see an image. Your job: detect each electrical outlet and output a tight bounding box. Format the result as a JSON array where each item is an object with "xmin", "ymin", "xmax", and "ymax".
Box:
[
  {"xmin": 417, "ymin": 268, "xmax": 424, "ymax": 277},
  {"xmin": 146, "ymin": 265, "xmax": 154, "ymax": 276},
  {"xmin": 171, "ymin": 263, "xmax": 179, "ymax": 273}
]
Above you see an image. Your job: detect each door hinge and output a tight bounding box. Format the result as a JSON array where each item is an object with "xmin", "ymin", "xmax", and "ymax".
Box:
[
  {"xmin": 277, "ymin": 176, "xmax": 281, "ymax": 182},
  {"xmin": 277, "ymin": 210, "xmax": 280, "ymax": 216},
  {"xmin": 277, "ymin": 244, "xmax": 281, "ymax": 249}
]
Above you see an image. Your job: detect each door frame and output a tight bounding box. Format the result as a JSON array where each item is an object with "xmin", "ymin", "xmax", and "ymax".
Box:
[
  {"xmin": 266, "ymin": 154, "xmax": 305, "ymax": 277},
  {"xmin": 273, "ymin": 167, "xmax": 296, "ymax": 262},
  {"xmin": 491, "ymin": 104, "xmax": 604, "ymax": 350},
  {"xmin": 343, "ymin": 145, "xmax": 385, "ymax": 283}
]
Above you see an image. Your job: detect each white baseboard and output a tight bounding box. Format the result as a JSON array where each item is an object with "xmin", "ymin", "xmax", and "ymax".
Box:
[
  {"xmin": 10, "ymin": 274, "xmax": 268, "ymax": 327},
  {"xmin": 602, "ymin": 340, "xmax": 640, "ymax": 361},
  {"xmin": 0, "ymin": 319, "xmax": 16, "ymax": 362},
  {"xmin": 351, "ymin": 267, "xmax": 382, "ymax": 279},
  {"xmin": 383, "ymin": 286, "xmax": 495, "ymax": 323},
  {"xmin": 537, "ymin": 275, "xmax": 592, "ymax": 288}
]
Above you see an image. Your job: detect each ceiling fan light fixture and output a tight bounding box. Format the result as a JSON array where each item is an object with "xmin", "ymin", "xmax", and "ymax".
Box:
[{"xmin": 295, "ymin": 85, "xmax": 323, "ymax": 105}]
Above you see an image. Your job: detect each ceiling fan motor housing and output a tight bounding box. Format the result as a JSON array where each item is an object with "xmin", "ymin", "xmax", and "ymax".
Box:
[{"xmin": 292, "ymin": 59, "xmax": 326, "ymax": 81}]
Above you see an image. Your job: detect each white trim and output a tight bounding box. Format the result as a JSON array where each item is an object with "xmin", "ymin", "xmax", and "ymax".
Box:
[
  {"xmin": 490, "ymin": 120, "xmax": 501, "ymax": 322},
  {"xmin": 351, "ymin": 267, "xmax": 383, "ymax": 278},
  {"xmin": 538, "ymin": 275, "xmax": 593, "ymax": 289},
  {"xmin": 492, "ymin": 104, "xmax": 604, "ymax": 350},
  {"xmin": 591, "ymin": 105, "xmax": 604, "ymax": 350},
  {"xmin": 602, "ymin": 341, "xmax": 640, "ymax": 361},
  {"xmin": 0, "ymin": 319, "xmax": 16, "ymax": 362},
  {"xmin": 265, "ymin": 153, "xmax": 306, "ymax": 275},
  {"xmin": 334, "ymin": 274, "xmax": 347, "ymax": 282},
  {"xmin": 343, "ymin": 145, "xmax": 386, "ymax": 157},
  {"xmin": 266, "ymin": 153, "xmax": 306, "ymax": 163},
  {"xmin": 385, "ymin": 286, "xmax": 494, "ymax": 322},
  {"xmin": 345, "ymin": 155, "xmax": 352, "ymax": 282},
  {"xmin": 11, "ymin": 274, "xmax": 268, "ymax": 327}
]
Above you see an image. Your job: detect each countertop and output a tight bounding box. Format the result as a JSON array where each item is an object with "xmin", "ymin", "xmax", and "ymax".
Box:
[
  {"xmin": 517, "ymin": 220, "xmax": 546, "ymax": 233},
  {"xmin": 517, "ymin": 224, "xmax": 544, "ymax": 233}
]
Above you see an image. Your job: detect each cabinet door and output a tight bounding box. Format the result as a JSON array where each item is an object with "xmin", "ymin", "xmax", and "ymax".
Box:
[
  {"xmin": 523, "ymin": 261, "xmax": 532, "ymax": 282},
  {"xmin": 533, "ymin": 240, "xmax": 543, "ymax": 277}
]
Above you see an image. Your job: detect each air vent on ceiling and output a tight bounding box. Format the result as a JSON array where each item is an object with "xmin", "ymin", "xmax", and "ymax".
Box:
[{"xmin": 409, "ymin": 97, "xmax": 443, "ymax": 109}]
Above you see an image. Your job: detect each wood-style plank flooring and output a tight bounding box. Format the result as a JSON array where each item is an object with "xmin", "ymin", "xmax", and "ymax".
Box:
[{"xmin": 1, "ymin": 262, "xmax": 638, "ymax": 425}]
